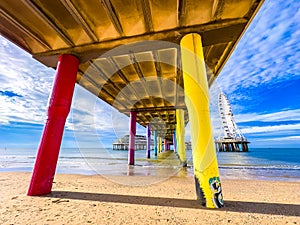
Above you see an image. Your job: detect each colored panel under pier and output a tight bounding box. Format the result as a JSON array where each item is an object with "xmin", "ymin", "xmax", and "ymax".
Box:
[{"xmin": 180, "ymin": 33, "xmax": 224, "ymax": 208}]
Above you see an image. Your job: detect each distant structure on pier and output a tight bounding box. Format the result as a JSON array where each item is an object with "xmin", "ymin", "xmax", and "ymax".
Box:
[
  {"xmin": 215, "ymin": 93, "xmax": 249, "ymax": 152},
  {"xmin": 113, "ymin": 135, "xmax": 152, "ymax": 150},
  {"xmin": 113, "ymin": 135, "xmax": 192, "ymax": 150}
]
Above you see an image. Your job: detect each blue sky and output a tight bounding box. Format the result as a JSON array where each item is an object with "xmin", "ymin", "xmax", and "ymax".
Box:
[{"xmin": 0, "ymin": 0, "xmax": 300, "ymax": 149}]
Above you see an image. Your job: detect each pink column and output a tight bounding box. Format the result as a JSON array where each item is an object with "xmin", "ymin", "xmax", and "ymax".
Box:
[
  {"xmin": 27, "ymin": 54, "xmax": 79, "ymax": 196},
  {"xmin": 146, "ymin": 124, "xmax": 151, "ymax": 159},
  {"xmin": 128, "ymin": 111, "xmax": 137, "ymax": 165}
]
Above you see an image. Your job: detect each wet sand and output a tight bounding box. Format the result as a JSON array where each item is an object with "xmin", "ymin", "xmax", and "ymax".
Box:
[{"xmin": 0, "ymin": 172, "xmax": 299, "ymax": 224}]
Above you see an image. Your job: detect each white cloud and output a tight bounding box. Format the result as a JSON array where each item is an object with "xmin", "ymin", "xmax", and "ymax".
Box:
[
  {"xmin": 211, "ymin": 1, "xmax": 300, "ymax": 147},
  {"xmin": 269, "ymin": 136, "xmax": 300, "ymax": 141},
  {"xmin": 67, "ymin": 86, "xmax": 115, "ymax": 131},
  {"xmin": 68, "ymin": 85, "xmax": 147, "ymax": 147},
  {"xmin": 234, "ymin": 109, "xmax": 300, "ymax": 123},
  {"xmin": 241, "ymin": 123, "xmax": 300, "ymax": 134},
  {"xmin": 210, "ymin": 104, "xmax": 300, "ymax": 139},
  {"xmin": 0, "ymin": 36, "xmax": 147, "ymax": 148},
  {"xmin": 249, "ymin": 135, "xmax": 300, "ymax": 148},
  {"xmin": 0, "ymin": 36, "xmax": 54, "ymax": 126},
  {"xmin": 217, "ymin": 0, "xmax": 300, "ymax": 96}
]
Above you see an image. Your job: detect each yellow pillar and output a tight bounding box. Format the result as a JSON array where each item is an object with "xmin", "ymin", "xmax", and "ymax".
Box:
[
  {"xmin": 180, "ymin": 33, "xmax": 224, "ymax": 208},
  {"xmin": 176, "ymin": 109, "xmax": 187, "ymax": 166},
  {"xmin": 158, "ymin": 136, "xmax": 162, "ymax": 153}
]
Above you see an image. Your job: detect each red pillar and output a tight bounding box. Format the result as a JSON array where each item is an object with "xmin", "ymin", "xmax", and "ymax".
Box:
[
  {"xmin": 27, "ymin": 54, "xmax": 79, "ymax": 196},
  {"xmin": 128, "ymin": 111, "xmax": 137, "ymax": 165},
  {"xmin": 164, "ymin": 138, "xmax": 168, "ymax": 152}
]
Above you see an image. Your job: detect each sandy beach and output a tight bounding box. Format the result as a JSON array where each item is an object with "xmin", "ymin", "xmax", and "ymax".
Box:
[{"xmin": 0, "ymin": 172, "xmax": 299, "ymax": 225}]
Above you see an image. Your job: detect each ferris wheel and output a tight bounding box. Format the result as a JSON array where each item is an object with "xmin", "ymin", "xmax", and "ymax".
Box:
[{"xmin": 218, "ymin": 93, "xmax": 246, "ymax": 141}]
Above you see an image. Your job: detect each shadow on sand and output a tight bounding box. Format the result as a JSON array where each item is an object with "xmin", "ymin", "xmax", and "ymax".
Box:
[{"xmin": 46, "ymin": 191, "xmax": 300, "ymax": 217}]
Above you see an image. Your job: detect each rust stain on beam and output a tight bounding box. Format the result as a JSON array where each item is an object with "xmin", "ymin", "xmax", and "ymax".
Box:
[
  {"xmin": 178, "ymin": 0, "xmax": 187, "ymax": 27},
  {"xmin": 141, "ymin": 0, "xmax": 153, "ymax": 33},
  {"xmin": 212, "ymin": 0, "xmax": 225, "ymax": 20}
]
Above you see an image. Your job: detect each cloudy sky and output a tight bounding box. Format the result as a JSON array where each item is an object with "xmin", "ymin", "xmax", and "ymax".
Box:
[{"xmin": 0, "ymin": 0, "xmax": 300, "ymax": 149}]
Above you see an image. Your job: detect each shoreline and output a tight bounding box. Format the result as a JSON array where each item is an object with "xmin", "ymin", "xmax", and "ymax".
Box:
[
  {"xmin": 1, "ymin": 148, "xmax": 300, "ymax": 184},
  {"xmin": 1, "ymin": 172, "xmax": 299, "ymax": 224},
  {"xmin": 2, "ymin": 164, "xmax": 300, "ymax": 183}
]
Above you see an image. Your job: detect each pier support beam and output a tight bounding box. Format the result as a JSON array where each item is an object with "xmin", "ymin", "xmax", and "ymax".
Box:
[
  {"xmin": 173, "ymin": 131, "xmax": 177, "ymax": 153},
  {"xmin": 146, "ymin": 124, "xmax": 151, "ymax": 158},
  {"xmin": 242, "ymin": 142, "xmax": 249, "ymax": 152},
  {"xmin": 181, "ymin": 33, "xmax": 224, "ymax": 208},
  {"xmin": 128, "ymin": 111, "xmax": 137, "ymax": 165},
  {"xmin": 164, "ymin": 138, "xmax": 168, "ymax": 152},
  {"xmin": 154, "ymin": 130, "xmax": 158, "ymax": 156},
  {"xmin": 225, "ymin": 143, "xmax": 229, "ymax": 152},
  {"xmin": 176, "ymin": 109, "xmax": 187, "ymax": 167},
  {"xmin": 158, "ymin": 136, "xmax": 162, "ymax": 153},
  {"xmin": 28, "ymin": 54, "xmax": 79, "ymax": 196}
]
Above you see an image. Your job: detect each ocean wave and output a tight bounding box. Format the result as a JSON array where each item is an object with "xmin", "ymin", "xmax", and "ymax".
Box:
[{"xmin": 219, "ymin": 164, "xmax": 300, "ymax": 170}]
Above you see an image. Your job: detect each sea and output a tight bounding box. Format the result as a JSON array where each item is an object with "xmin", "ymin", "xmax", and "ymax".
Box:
[{"xmin": 0, "ymin": 147, "xmax": 299, "ymax": 183}]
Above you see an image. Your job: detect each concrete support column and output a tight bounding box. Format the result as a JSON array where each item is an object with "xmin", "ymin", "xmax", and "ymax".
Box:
[
  {"xmin": 180, "ymin": 33, "xmax": 224, "ymax": 208},
  {"xmin": 176, "ymin": 109, "xmax": 187, "ymax": 167},
  {"xmin": 146, "ymin": 124, "xmax": 151, "ymax": 158},
  {"xmin": 28, "ymin": 54, "xmax": 79, "ymax": 196},
  {"xmin": 128, "ymin": 111, "xmax": 137, "ymax": 165}
]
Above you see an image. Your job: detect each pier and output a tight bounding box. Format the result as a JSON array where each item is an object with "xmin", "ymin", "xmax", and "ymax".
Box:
[
  {"xmin": 215, "ymin": 138, "xmax": 250, "ymax": 152},
  {"xmin": 215, "ymin": 93, "xmax": 250, "ymax": 152},
  {"xmin": 112, "ymin": 134, "xmax": 191, "ymax": 151},
  {"xmin": 0, "ymin": 0, "xmax": 264, "ymax": 208},
  {"xmin": 112, "ymin": 135, "xmax": 153, "ymax": 150}
]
